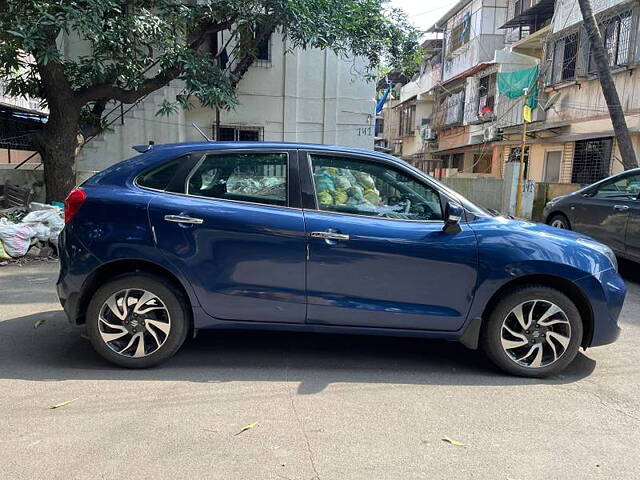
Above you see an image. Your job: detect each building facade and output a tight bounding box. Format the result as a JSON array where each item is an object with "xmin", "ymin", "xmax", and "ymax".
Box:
[
  {"xmin": 378, "ymin": 0, "xmax": 639, "ymax": 210},
  {"xmin": 73, "ymin": 32, "xmax": 376, "ymax": 173}
]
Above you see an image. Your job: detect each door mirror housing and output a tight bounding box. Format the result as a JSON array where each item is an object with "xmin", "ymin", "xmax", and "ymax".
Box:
[{"xmin": 443, "ymin": 201, "xmax": 464, "ymax": 234}]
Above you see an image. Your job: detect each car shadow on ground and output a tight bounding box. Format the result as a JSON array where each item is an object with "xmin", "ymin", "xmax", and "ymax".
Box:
[
  {"xmin": 619, "ymin": 257, "xmax": 640, "ymax": 284},
  {"xmin": 0, "ymin": 309, "xmax": 596, "ymax": 393}
]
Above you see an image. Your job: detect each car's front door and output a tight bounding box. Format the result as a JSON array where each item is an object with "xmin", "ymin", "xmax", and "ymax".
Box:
[
  {"xmin": 147, "ymin": 149, "xmax": 306, "ymax": 323},
  {"xmin": 301, "ymin": 152, "xmax": 478, "ymax": 332},
  {"xmin": 572, "ymin": 171, "xmax": 640, "ymax": 253},
  {"xmin": 623, "ymin": 192, "xmax": 640, "ymax": 262}
]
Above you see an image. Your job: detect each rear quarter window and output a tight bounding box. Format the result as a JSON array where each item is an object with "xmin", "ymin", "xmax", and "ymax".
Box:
[{"xmin": 136, "ymin": 156, "xmax": 190, "ymax": 191}]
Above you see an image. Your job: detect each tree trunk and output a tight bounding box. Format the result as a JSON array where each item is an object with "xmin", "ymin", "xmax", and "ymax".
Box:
[
  {"xmin": 34, "ymin": 104, "xmax": 81, "ymax": 203},
  {"xmin": 577, "ymin": 0, "xmax": 638, "ymax": 169}
]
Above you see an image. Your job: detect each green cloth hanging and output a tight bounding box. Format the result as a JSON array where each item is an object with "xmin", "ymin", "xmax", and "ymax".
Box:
[{"xmin": 497, "ymin": 65, "xmax": 539, "ymax": 109}]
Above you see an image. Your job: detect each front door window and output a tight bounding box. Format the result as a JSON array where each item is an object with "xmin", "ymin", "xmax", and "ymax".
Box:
[
  {"xmin": 309, "ymin": 154, "xmax": 443, "ymax": 221},
  {"xmin": 593, "ymin": 172, "xmax": 640, "ymax": 200}
]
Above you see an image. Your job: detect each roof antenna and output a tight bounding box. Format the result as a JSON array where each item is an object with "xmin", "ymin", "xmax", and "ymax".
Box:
[{"xmin": 192, "ymin": 122, "xmax": 212, "ymax": 142}]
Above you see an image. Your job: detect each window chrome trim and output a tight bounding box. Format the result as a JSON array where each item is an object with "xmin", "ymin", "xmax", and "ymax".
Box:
[{"xmin": 304, "ymin": 150, "xmax": 447, "ymax": 225}]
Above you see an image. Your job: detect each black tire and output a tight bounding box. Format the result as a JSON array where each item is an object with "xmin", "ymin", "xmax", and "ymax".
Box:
[
  {"xmin": 86, "ymin": 274, "xmax": 189, "ymax": 368},
  {"xmin": 480, "ymin": 285, "xmax": 583, "ymax": 377},
  {"xmin": 547, "ymin": 213, "xmax": 571, "ymax": 230}
]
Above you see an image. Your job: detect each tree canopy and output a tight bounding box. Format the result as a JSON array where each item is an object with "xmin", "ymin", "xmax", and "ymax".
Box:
[{"xmin": 0, "ymin": 0, "xmax": 419, "ymax": 201}]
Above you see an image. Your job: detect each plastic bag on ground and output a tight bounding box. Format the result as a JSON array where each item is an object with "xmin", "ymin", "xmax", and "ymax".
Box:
[{"xmin": 0, "ymin": 224, "xmax": 34, "ymax": 258}]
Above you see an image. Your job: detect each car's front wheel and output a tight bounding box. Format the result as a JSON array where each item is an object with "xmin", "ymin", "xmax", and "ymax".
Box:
[
  {"xmin": 86, "ymin": 274, "xmax": 189, "ymax": 368},
  {"xmin": 481, "ymin": 285, "xmax": 583, "ymax": 377},
  {"xmin": 548, "ymin": 213, "xmax": 571, "ymax": 230}
]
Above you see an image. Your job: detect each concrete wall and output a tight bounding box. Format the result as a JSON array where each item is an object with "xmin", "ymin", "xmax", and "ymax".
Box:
[
  {"xmin": 442, "ymin": 175, "xmax": 504, "ymax": 211},
  {"xmin": 442, "ymin": 0, "xmax": 507, "ymax": 82}
]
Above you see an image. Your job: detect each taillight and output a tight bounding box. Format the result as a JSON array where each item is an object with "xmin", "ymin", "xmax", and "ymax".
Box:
[{"xmin": 64, "ymin": 188, "xmax": 87, "ymax": 224}]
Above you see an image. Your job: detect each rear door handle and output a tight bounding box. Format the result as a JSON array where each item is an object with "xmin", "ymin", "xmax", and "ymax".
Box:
[
  {"xmin": 164, "ymin": 214, "xmax": 204, "ymax": 225},
  {"xmin": 613, "ymin": 205, "xmax": 630, "ymax": 212},
  {"xmin": 310, "ymin": 231, "xmax": 350, "ymax": 241}
]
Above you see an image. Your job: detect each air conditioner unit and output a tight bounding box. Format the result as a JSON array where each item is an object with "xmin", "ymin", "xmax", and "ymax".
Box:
[
  {"xmin": 420, "ymin": 125, "xmax": 436, "ymax": 141},
  {"xmin": 483, "ymin": 125, "xmax": 498, "ymax": 141}
]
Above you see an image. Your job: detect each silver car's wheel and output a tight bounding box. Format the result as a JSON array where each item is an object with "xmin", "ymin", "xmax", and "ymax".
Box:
[
  {"xmin": 548, "ymin": 214, "xmax": 570, "ymax": 230},
  {"xmin": 98, "ymin": 288, "xmax": 171, "ymax": 358},
  {"xmin": 500, "ymin": 300, "xmax": 571, "ymax": 368}
]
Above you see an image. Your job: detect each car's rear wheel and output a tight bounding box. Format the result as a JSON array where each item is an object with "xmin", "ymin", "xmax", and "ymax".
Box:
[
  {"xmin": 548, "ymin": 213, "xmax": 571, "ymax": 230},
  {"xmin": 481, "ymin": 285, "xmax": 583, "ymax": 377},
  {"xmin": 86, "ymin": 274, "xmax": 189, "ymax": 368}
]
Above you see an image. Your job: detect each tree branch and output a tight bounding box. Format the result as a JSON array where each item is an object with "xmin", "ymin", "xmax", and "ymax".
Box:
[{"xmin": 76, "ymin": 65, "xmax": 181, "ymax": 104}]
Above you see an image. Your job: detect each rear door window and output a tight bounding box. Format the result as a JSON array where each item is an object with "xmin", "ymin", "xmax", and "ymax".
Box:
[{"xmin": 186, "ymin": 152, "xmax": 288, "ymax": 206}]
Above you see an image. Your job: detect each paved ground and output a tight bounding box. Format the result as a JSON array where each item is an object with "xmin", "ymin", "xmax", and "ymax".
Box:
[{"xmin": 0, "ymin": 260, "xmax": 639, "ymax": 480}]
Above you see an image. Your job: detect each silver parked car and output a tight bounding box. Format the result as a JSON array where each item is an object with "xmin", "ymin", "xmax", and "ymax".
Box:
[{"xmin": 543, "ymin": 168, "xmax": 640, "ymax": 262}]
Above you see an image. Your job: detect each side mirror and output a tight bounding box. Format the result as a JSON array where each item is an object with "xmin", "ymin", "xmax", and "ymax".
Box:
[{"xmin": 443, "ymin": 201, "xmax": 464, "ymax": 234}]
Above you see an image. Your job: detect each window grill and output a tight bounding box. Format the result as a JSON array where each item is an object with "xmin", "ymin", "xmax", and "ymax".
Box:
[
  {"xmin": 552, "ymin": 32, "xmax": 579, "ymax": 83},
  {"xmin": 571, "ymin": 137, "xmax": 612, "ymax": 184},
  {"xmin": 587, "ymin": 10, "xmax": 632, "ymax": 72},
  {"xmin": 444, "ymin": 90, "xmax": 465, "ymax": 127},
  {"xmin": 448, "ymin": 11, "xmax": 471, "ymax": 54},
  {"xmin": 214, "ymin": 125, "xmax": 263, "ymax": 141},
  {"xmin": 398, "ymin": 104, "xmax": 416, "ymax": 137},
  {"xmin": 478, "ymin": 73, "xmax": 497, "ymax": 119}
]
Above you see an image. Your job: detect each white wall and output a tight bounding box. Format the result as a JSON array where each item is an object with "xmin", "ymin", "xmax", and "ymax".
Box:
[
  {"xmin": 441, "ymin": 0, "xmax": 507, "ymax": 82},
  {"xmin": 76, "ymin": 33, "xmax": 375, "ymax": 171},
  {"xmin": 553, "ymin": 0, "xmax": 632, "ymax": 32}
]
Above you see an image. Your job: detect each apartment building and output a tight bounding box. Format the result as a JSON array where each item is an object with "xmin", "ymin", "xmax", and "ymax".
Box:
[
  {"xmin": 493, "ymin": 0, "xmax": 636, "ymax": 190},
  {"xmin": 378, "ymin": 0, "xmax": 638, "ymax": 199},
  {"xmin": 70, "ymin": 32, "xmax": 376, "ymax": 173}
]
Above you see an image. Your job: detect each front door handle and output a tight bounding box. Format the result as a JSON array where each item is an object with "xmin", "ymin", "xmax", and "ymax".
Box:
[
  {"xmin": 613, "ymin": 204, "xmax": 630, "ymax": 212},
  {"xmin": 310, "ymin": 231, "xmax": 350, "ymax": 241},
  {"xmin": 164, "ymin": 214, "xmax": 204, "ymax": 225}
]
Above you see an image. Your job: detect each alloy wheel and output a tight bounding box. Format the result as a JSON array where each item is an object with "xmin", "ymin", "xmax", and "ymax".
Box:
[
  {"xmin": 98, "ymin": 289, "xmax": 171, "ymax": 358},
  {"xmin": 500, "ymin": 300, "xmax": 571, "ymax": 369},
  {"xmin": 551, "ymin": 219, "xmax": 567, "ymax": 229}
]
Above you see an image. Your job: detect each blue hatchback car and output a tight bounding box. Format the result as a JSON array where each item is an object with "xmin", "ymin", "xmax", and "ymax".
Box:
[{"xmin": 57, "ymin": 142, "xmax": 625, "ymax": 376}]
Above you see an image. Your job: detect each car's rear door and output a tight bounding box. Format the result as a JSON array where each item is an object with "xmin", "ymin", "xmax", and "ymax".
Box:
[
  {"xmin": 623, "ymin": 192, "xmax": 640, "ymax": 261},
  {"xmin": 146, "ymin": 148, "xmax": 307, "ymax": 324},
  {"xmin": 300, "ymin": 150, "xmax": 478, "ymax": 332}
]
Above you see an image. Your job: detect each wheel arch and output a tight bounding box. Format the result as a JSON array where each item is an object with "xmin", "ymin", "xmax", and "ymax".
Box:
[
  {"xmin": 76, "ymin": 259, "xmax": 195, "ymax": 329},
  {"xmin": 461, "ymin": 273, "xmax": 594, "ymax": 350},
  {"xmin": 481, "ymin": 274, "xmax": 593, "ymax": 349},
  {"xmin": 545, "ymin": 210, "xmax": 571, "ymax": 226}
]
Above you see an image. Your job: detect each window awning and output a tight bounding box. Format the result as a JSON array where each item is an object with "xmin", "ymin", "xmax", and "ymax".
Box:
[{"xmin": 500, "ymin": 0, "xmax": 555, "ymax": 29}]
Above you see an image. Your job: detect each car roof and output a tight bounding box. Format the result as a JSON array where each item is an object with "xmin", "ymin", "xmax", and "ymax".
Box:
[
  {"xmin": 144, "ymin": 141, "xmax": 395, "ymax": 160},
  {"xmin": 86, "ymin": 141, "xmax": 418, "ymax": 187}
]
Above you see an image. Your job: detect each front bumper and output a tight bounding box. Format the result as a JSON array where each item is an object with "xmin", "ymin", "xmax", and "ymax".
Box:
[{"xmin": 576, "ymin": 267, "xmax": 626, "ymax": 347}]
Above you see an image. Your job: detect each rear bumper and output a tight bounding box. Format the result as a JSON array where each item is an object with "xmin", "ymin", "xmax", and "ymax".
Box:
[
  {"xmin": 576, "ymin": 268, "xmax": 626, "ymax": 347},
  {"xmin": 56, "ymin": 227, "xmax": 100, "ymax": 324}
]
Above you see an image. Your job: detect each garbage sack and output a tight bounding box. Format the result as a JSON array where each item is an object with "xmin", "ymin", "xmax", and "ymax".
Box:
[
  {"xmin": 0, "ymin": 241, "xmax": 10, "ymax": 260},
  {"xmin": 0, "ymin": 224, "xmax": 33, "ymax": 258},
  {"xmin": 317, "ymin": 190, "xmax": 334, "ymax": 205},
  {"xmin": 29, "ymin": 202, "xmax": 59, "ymax": 212},
  {"xmin": 332, "ymin": 189, "xmax": 348, "ymax": 205}
]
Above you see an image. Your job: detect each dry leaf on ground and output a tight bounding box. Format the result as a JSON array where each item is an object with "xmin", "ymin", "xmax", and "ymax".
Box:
[
  {"xmin": 49, "ymin": 398, "xmax": 78, "ymax": 409},
  {"xmin": 442, "ymin": 437, "xmax": 465, "ymax": 447}
]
